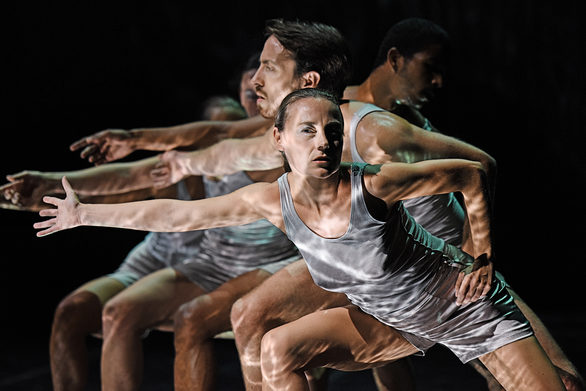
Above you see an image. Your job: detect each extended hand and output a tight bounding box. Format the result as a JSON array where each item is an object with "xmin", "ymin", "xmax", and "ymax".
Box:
[
  {"xmin": 150, "ymin": 150, "xmax": 189, "ymax": 189},
  {"xmin": 34, "ymin": 177, "xmax": 82, "ymax": 237},
  {"xmin": 455, "ymin": 254, "xmax": 493, "ymax": 305},
  {"xmin": 0, "ymin": 171, "xmax": 53, "ymax": 211},
  {"xmin": 69, "ymin": 129, "xmax": 133, "ymax": 165}
]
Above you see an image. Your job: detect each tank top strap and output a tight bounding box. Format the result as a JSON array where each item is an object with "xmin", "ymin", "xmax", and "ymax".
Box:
[
  {"xmin": 277, "ymin": 173, "xmax": 301, "ymax": 237},
  {"xmin": 349, "ymin": 103, "xmax": 386, "ymax": 163},
  {"xmin": 349, "ymin": 163, "xmax": 375, "ymax": 222}
]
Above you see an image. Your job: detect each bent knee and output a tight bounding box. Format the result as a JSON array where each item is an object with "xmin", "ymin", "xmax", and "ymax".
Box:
[
  {"xmin": 260, "ymin": 327, "xmax": 303, "ymax": 378},
  {"xmin": 54, "ymin": 290, "xmax": 101, "ymax": 326},
  {"xmin": 101, "ymin": 299, "xmax": 140, "ymax": 333},
  {"xmin": 174, "ymin": 295, "xmax": 216, "ymax": 338},
  {"xmin": 231, "ymin": 294, "xmax": 275, "ymax": 342}
]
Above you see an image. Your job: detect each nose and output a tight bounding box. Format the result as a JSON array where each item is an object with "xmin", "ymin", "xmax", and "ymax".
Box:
[
  {"xmin": 316, "ymin": 130, "xmax": 330, "ymax": 151},
  {"xmin": 431, "ymin": 72, "xmax": 443, "ymax": 88},
  {"xmin": 251, "ymin": 67, "xmax": 263, "ymax": 89}
]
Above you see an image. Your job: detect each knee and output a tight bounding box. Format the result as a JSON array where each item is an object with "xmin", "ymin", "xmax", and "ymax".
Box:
[
  {"xmin": 53, "ymin": 291, "xmax": 100, "ymax": 329},
  {"xmin": 174, "ymin": 296, "xmax": 213, "ymax": 343},
  {"xmin": 101, "ymin": 299, "xmax": 138, "ymax": 337},
  {"xmin": 260, "ymin": 327, "xmax": 300, "ymax": 381},
  {"xmin": 231, "ymin": 294, "xmax": 273, "ymax": 344}
]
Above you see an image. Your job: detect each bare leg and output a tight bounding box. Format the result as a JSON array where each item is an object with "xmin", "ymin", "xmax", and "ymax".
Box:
[
  {"xmin": 479, "ymin": 336, "xmax": 565, "ymax": 391},
  {"xmin": 50, "ymin": 276, "xmax": 126, "ymax": 391},
  {"xmin": 100, "ymin": 268, "xmax": 205, "ymax": 391},
  {"xmin": 371, "ymin": 359, "xmax": 415, "ymax": 391},
  {"xmin": 230, "ymin": 259, "xmax": 348, "ymax": 390},
  {"xmin": 174, "ymin": 269, "xmax": 272, "ymax": 391},
  {"xmin": 260, "ymin": 305, "xmax": 419, "ymax": 390},
  {"xmin": 464, "ymin": 289, "xmax": 584, "ymax": 391}
]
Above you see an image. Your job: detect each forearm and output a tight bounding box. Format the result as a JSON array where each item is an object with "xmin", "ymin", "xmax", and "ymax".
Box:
[
  {"xmin": 128, "ymin": 116, "xmax": 271, "ymax": 152},
  {"xmin": 50, "ymin": 157, "xmax": 159, "ymax": 196},
  {"xmin": 460, "ymin": 166, "xmax": 493, "ymax": 259},
  {"xmin": 181, "ymin": 135, "xmax": 284, "ymax": 177},
  {"xmin": 78, "ymin": 199, "xmax": 203, "ymax": 232}
]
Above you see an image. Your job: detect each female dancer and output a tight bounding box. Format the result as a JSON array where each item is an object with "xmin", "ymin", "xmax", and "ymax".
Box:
[{"xmin": 35, "ymin": 88, "xmax": 564, "ymax": 390}]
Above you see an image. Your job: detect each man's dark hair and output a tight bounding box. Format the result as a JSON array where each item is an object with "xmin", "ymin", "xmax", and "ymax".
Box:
[
  {"xmin": 373, "ymin": 17, "xmax": 450, "ymax": 69},
  {"xmin": 265, "ymin": 19, "xmax": 352, "ymax": 99}
]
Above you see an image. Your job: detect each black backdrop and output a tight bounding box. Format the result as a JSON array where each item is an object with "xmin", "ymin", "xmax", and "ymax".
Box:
[{"xmin": 2, "ymin": 0, "xmax": 585, "ymax": 351}]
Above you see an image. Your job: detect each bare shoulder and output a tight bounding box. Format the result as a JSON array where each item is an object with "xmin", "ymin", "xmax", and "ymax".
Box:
[{"xmin": 239, "ymin": 180, "xmax": 283, "ymax": 224}]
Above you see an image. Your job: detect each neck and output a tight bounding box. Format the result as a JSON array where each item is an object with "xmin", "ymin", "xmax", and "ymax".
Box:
[
  {"xmin": 344, "ymin": 65, "xmax": 398, "ymax": 111},
  {"xmin": 287, "ymin": 169, "xmax": 345, "ymax": 208}
]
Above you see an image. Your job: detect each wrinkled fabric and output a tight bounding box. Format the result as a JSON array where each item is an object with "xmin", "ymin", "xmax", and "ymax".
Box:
[{"xmin": 278, "ymin": 164, "xmax": 531, "ymax": 362}]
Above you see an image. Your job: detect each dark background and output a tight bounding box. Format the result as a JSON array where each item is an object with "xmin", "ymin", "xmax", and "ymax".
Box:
[{"xmin": 1, "ymin": 0, "xmax": 585, "ymax": 388}]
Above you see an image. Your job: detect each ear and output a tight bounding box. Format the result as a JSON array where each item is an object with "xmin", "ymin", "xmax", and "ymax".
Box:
[
  {"xmin": 300, "ymin": 71, "xmax": 320, "ymax": 89},
  {"xmin": 386, "ymin": 47, "xmax": 403, "ymax": 72},
  {"xmin": 273, "ymin": 126, "xmax": 284, "ymax": 152}
]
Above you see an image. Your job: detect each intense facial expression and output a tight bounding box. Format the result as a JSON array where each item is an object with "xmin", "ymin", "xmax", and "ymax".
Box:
[
  {"xmin": 393, "ymin": 43, "xmax": 445, "ymax": 109},
  {"xmin": 252, "ymin": 35, "xmax": 304, "ymax": 119},
  {"xmin": 239, "ymin": 68, "xmax": 259, "ymax": 117},
  {"xmin": 276, "ymin": 97, "xmax": 344, "ymax": 179}
]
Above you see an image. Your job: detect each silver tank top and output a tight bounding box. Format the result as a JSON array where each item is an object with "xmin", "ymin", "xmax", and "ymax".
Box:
[
  {"xmin": 197, "ymin": 171, "xmax": 299, "ymax": 262},
  {"xmin": 145, "ymin": 180, "xmax": 204, "ymax": 258},
  {"xmin": 349, "ymin": 103, "xmax": 464, "ymax": 245},
  {"xmin": 277, "ymin": 164, "xmax": 472, "ymax": 326}
]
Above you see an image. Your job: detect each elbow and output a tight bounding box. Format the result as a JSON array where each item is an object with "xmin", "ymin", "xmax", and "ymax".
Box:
[{"xmin": 478, "ymin": 153, "xmax": 497, "ymax": 178}]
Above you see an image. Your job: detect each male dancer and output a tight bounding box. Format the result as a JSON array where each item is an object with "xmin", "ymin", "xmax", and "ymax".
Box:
[{"xmin": 66, "ymin": 18, "xmax": 583, "ymax": 391}]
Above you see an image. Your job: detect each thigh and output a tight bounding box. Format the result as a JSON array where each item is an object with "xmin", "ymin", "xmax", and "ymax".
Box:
[
  {"xmin": 479, "ymin": 336, "xmax": 565, "ymax": 391},
  {"xmin": 180, "ymin": 269, "xmax": 273, "ymax": 333},
  {"xmin": 106, "ymin": 267, "xmax": 206, "ymax": 330},
  {"xmin": 243, "ymin": 259, "xmax": 349, "ymax": 322},
  {"xmin": 74, "ymin": 276, "xmax": 127, "ymax": 306},
  {"xmin": 265, "ymin": 305, "xmax": 419, "ymax": 372}
]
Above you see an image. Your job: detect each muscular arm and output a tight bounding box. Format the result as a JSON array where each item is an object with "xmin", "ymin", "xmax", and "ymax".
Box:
[
  {"xmin": 70, "ymin": 116, "xmax": 272, "ymax": 164},
  {"xmin": 151, "ymin": 128, "xmax": 284, "ymax": 186},
  {"xmin": 34, "ymin": 178, "xmax": 280, "ymax": 237},
  {"xmin": 355, "ymin": 110, "xmax": 497, "ymax": 201},
  {"xmin": 367, "ymin": 159, "xmax": 492, "ymax": 260}
]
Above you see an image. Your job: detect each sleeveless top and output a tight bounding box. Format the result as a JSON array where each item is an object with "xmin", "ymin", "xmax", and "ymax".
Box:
[
  {"xmin": 349, "ymin": 102, "xmax": 465, "ymax": 245},
  {"xmin": 144, "ymin": 180, "xmax": 204, "ymax": 258},
  {"xmin": 196, "ymin": 171, "xmax": 299, "ymax": 263},
  {"xmin": 278, "ymin": 164, "xmax": 473, "ymax": 326}
]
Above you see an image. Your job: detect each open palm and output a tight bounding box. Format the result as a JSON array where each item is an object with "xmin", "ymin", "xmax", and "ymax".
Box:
[{"xmin": 34, "ymin": 177, "xmax": 81, "ymax": 237}]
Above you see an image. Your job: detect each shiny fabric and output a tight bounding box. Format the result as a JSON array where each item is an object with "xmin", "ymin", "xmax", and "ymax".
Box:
[
  {"xmin": 277, "ymin": 164, "xmax": 532, "ymax": 362},
  {"xmin": 173, "ymin": 171, "xmax": 300, "ymax": 292},
  {"xmin": 109, "ymin": 180, "xmax": 204, "ymax": 286},
  {"xmin": 349, "ymin": 102, "xmax": 465, "ymax": 245}
]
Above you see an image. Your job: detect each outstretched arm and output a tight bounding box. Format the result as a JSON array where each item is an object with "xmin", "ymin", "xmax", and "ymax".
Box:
[
  {"xmin": 69, "ymin": 116, "xmax": 272, "ymax": 165},
  {"xmin": 150, "ymin": 129, "xmax": 285, "ymax": 188},
  {"xmin": 367, "ymin": 159, "xmax": 493, "ymax": 305},
  {"xmin": 34, "ymin": 177, "xmax": 276, "ymax": 237}
]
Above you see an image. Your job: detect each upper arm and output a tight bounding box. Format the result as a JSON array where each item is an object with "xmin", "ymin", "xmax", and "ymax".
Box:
[
  {"xmin": 357, "ymin": 111, "xmax": 495, "ymax": 169},
  {"xmin": 365, "ymin": 159, "xmax": 485, "ymax": 205},
  {"xmin": 174, "ymin": 181, "xmax": 283, "ymax": 232}
]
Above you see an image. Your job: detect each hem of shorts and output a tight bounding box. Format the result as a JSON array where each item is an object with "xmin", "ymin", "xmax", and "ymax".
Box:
[
  {"xmin": 106, "ymin": 272, "xmax": 140, "ymax": 287},
  {"xmin": 458, "ymin": 330, "xmax": 535, "ymax": 364},
  {"xmin": 396, "ymin": 330, "xmax": 433, "ymax": 358}
]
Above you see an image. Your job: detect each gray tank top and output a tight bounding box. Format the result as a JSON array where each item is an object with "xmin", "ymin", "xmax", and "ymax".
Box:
[
  {"xmin": 145, "ymin": 180, "xmax": 205, "ymax": 257},
  {"xmin": 198, "ymin": 171, "xmax": 299, "ymax": 262},
  {"xmin": 349, "ymin": 103, "xmax": 464, "ymax": 245},
  {"xmin": 277, "ymin": 164, "xmax": 472, "ymax": 326}
]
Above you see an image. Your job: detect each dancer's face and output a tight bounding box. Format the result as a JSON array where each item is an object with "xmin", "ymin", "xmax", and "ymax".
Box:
[
  {"xmin": 252, "ymin": 35, "xmax": 305, "ymax": 119},
  {"xmin": 392, "ymin": 44, "xmax": 445, "ymax": 109},
  {"xmin": 275, "ymin": 97, "xmax": 343, "ymax": 179},
  {"xmin": 239, "ymin": 68, "xmax": 259, "ymax": 117}
]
